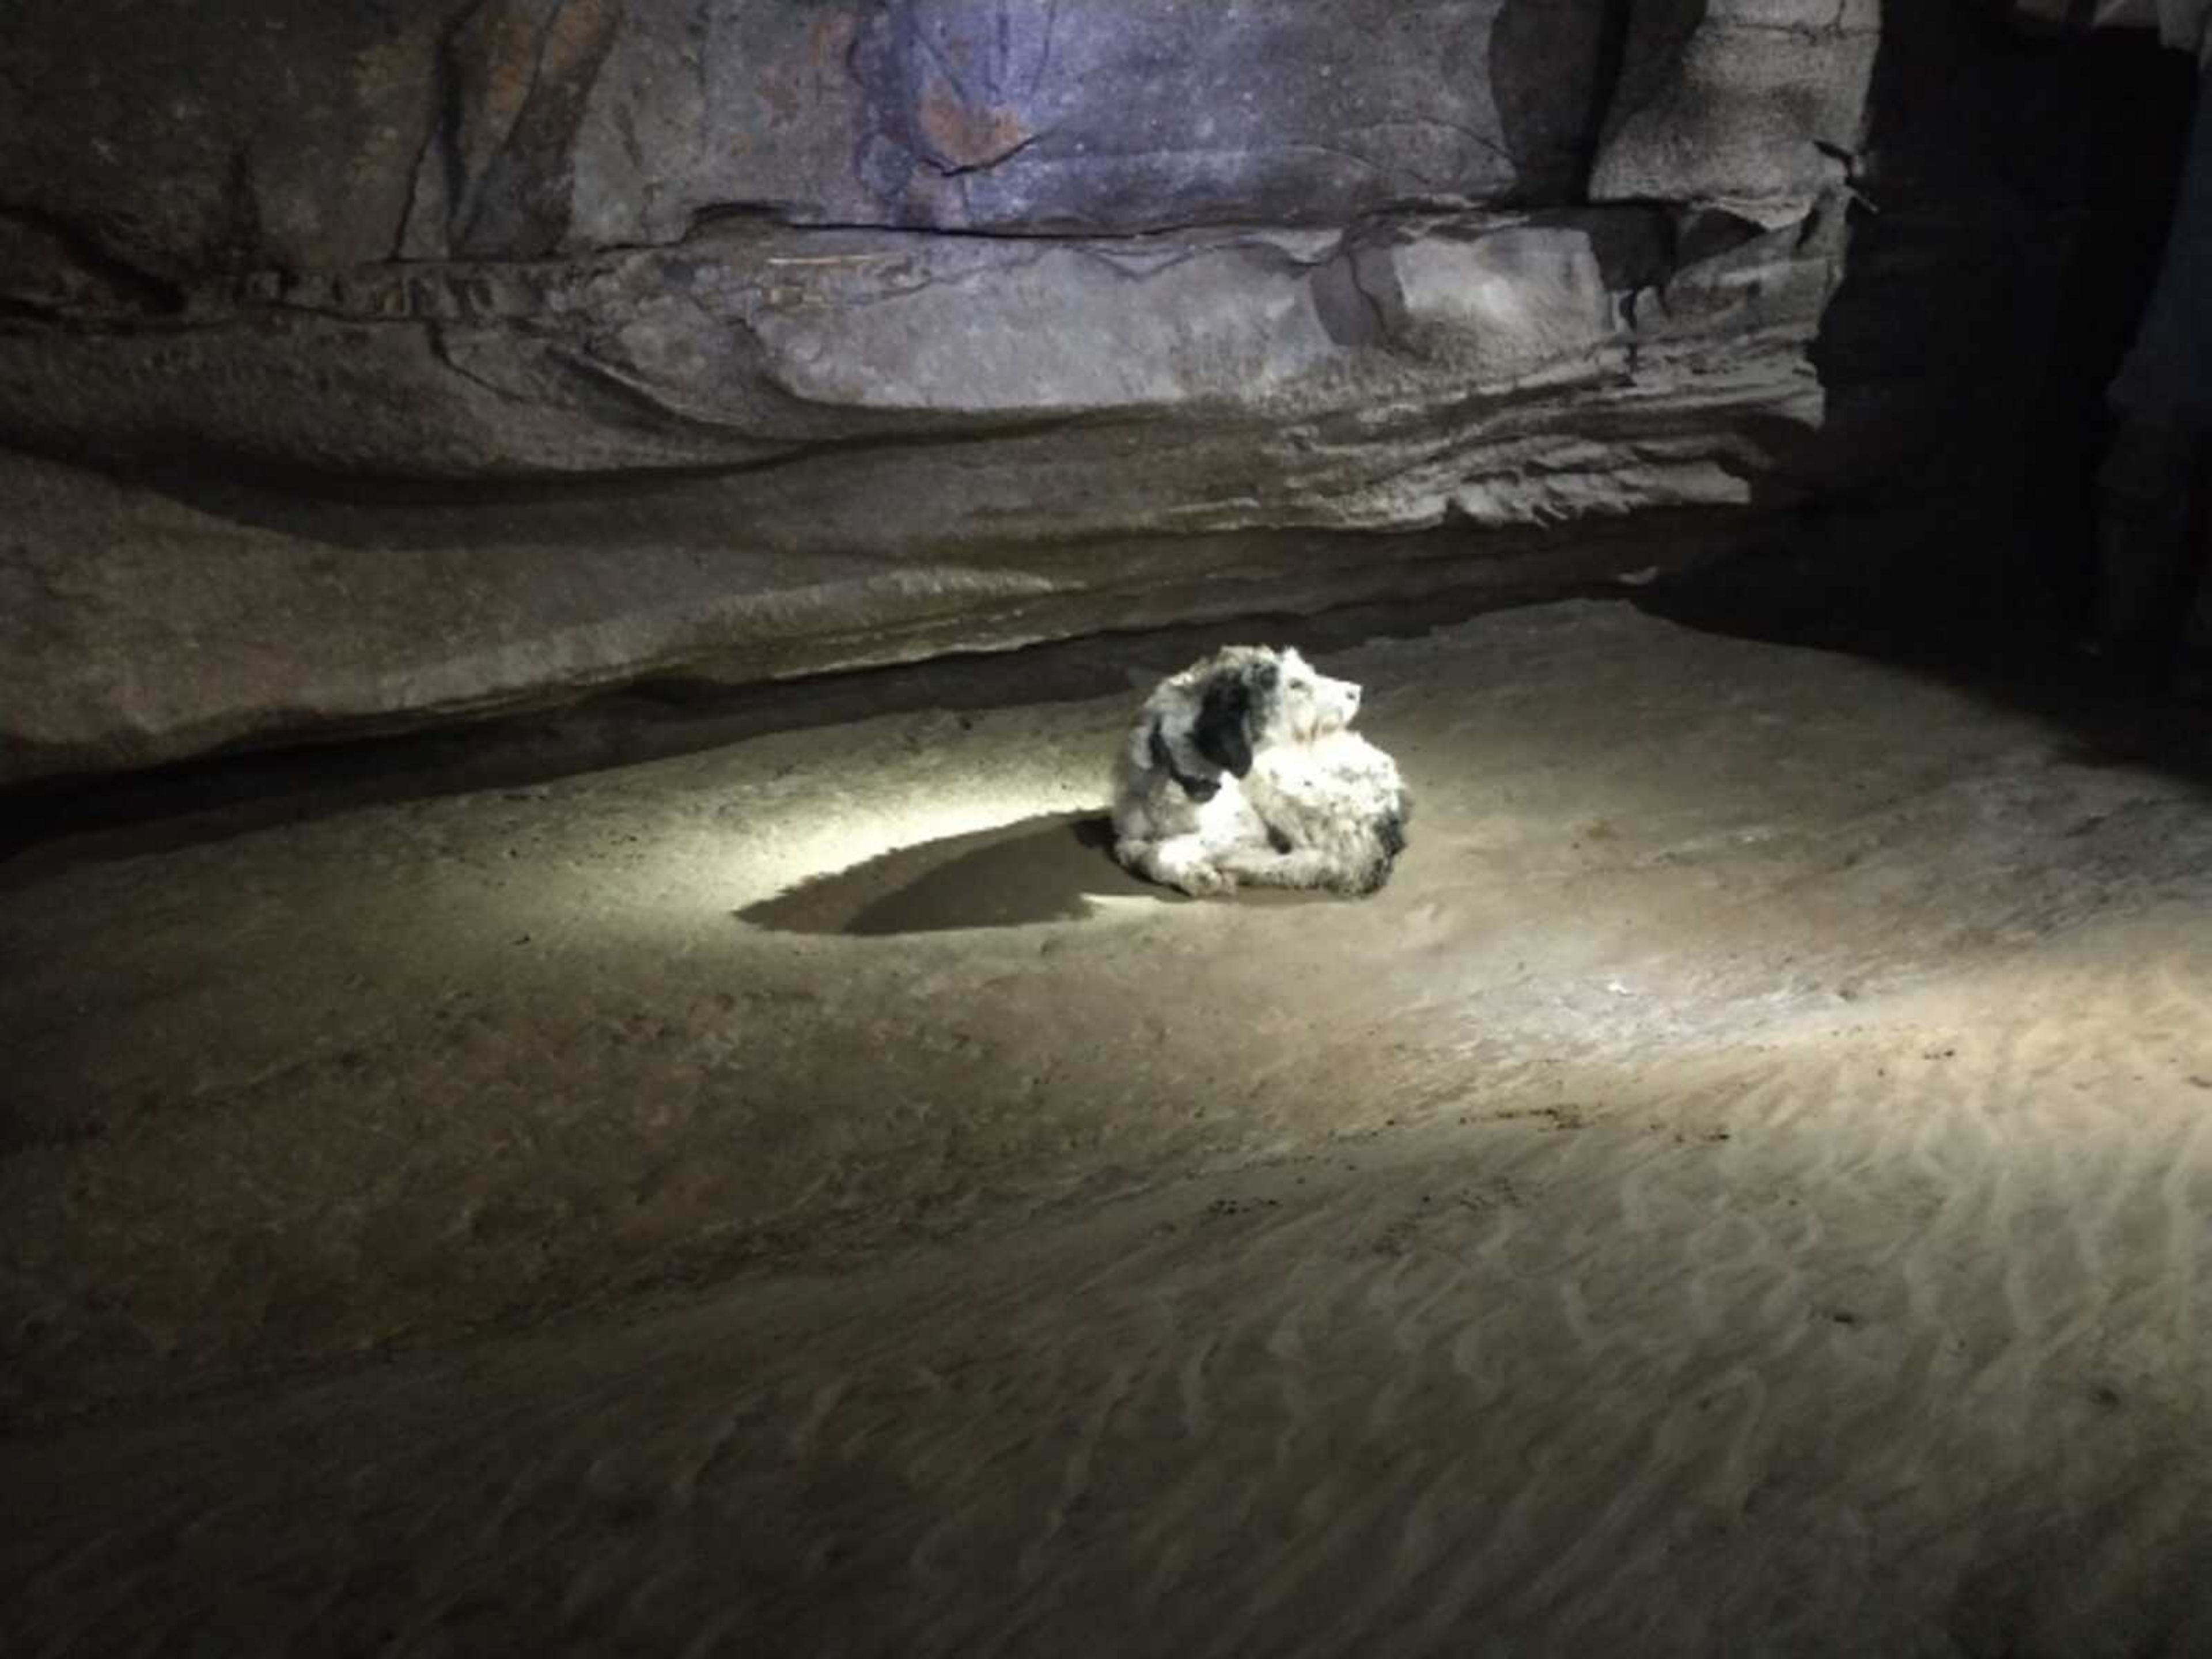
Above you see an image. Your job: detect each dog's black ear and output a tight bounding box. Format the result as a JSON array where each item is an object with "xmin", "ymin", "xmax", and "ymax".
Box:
[
  {"xmin": 1243, "ymin": 658, "xmax": 1281, "ymax": 741},
  {"xmin": 1191, "ymin": 675, "xmax": 1255, "ymax": 778}
]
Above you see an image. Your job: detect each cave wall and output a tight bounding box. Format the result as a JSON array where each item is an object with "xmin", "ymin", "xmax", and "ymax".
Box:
[
  {"xmin": 1806, "ymin": 6, "xmax": 2202, "ymax": 628},
  {"xmin": 4, "ymin": 1, "xmax": 1893, "ymax": 785}
]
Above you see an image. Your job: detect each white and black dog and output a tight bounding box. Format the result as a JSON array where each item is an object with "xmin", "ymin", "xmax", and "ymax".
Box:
[{"xmin": 1111, "ymin": 645, "xmax": 1411, "ymax": 898}]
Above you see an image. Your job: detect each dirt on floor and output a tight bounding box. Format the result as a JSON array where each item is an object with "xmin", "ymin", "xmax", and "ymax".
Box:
[{"xmin": 5, "ymin": 596, "xmax": 2212, "ymax": 1656}]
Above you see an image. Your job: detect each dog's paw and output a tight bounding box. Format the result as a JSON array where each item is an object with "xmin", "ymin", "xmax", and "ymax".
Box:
[{"xmin": 1172, "ymin": 863, "xmax": 1237, "ymax": 899}]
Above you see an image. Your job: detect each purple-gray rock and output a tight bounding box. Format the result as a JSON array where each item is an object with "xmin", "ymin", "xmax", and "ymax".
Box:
[{"xmin": 0, "ymin": 0, "xmax": 1890, "ymax": 787}]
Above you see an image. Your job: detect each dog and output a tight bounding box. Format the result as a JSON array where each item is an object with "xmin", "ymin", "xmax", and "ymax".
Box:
[{"xmin": 1110, "ymin": 645, "xmax": 1411, "ymax": 897}]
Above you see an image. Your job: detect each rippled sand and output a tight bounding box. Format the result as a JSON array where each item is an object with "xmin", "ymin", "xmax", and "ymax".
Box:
[{"xmin": 6, "ymin": 600, "xmax": 2212, "ymax": 1654}]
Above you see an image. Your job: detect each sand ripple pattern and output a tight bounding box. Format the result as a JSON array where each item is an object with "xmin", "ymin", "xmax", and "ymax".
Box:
[{"xmin": 9, "ymin": 929, "xmax": 2212, "ymax": 1658}]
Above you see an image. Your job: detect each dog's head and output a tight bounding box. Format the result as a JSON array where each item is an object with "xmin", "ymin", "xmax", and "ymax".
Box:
[{"xmin": 1179, "ymin": 646, "xmax": 1363, "ymax": 778}]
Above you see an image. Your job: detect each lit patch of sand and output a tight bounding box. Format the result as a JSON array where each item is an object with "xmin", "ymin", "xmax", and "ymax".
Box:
[{"xmin": 5, "ymin": 600, "xmax": 2212, "ymax": 1652}]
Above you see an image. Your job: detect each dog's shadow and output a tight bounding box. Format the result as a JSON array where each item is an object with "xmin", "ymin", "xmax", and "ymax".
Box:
[
  {"xmin": 740, "ymin": 812, "xmax": 1330, "ymax": 936},
  {"xmin": 741, "ymin": 813, "xmax": 1146, "ymax": 936}
]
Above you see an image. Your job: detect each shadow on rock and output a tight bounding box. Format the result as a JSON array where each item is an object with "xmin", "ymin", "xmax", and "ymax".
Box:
[
  {"xmin": 740, "ymin": 813, "xmax": 1164, "ymax": 936},
  {"xmin": 1488, "ymin": 0, "xmax": 1641, "ymax": 202}
]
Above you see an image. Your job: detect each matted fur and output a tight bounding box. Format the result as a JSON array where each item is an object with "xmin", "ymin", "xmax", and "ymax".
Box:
[{"xmin": 1110, "ymin": 645, "xmax": 1412, "ymax": 897}]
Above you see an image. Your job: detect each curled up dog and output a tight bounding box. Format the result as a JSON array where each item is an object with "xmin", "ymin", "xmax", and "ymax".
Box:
[{"xmin": 1110, "ymin": 646, "xmax": 1412, "ymax": 899}]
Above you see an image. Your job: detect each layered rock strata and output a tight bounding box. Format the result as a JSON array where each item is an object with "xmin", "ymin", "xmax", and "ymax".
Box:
[{"xmin": 0, "ymin": 0, "xmax": 1881, "ymax": 785}]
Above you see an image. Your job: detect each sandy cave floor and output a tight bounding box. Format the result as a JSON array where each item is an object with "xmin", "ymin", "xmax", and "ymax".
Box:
[{"xmin": 6, "ymin": 597, "xmax": 2212, "ymax": 1656}]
